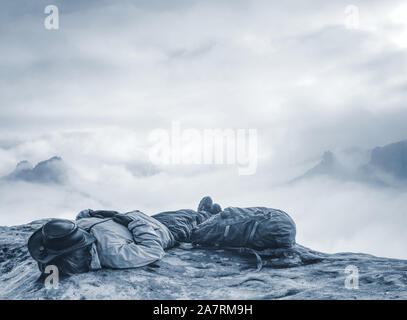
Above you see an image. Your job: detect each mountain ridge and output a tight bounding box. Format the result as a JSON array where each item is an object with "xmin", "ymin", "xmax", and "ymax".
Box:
[
  {"xmin": 3, "ymin": 156, "xmax": 67, "ymax": 184},
  {"xmin": 293, "ymin": 139, "xmax": 407, "ymax": 186}
]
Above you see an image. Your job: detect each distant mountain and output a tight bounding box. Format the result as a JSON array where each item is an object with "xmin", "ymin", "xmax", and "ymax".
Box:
[
  {"xmin": 368, "ymin": 140, "xmax": 407, "ymax": 180},
  {"xmin": 293, "ymin": 139, "xmax": 407, "ymax": 187},
  {"xmin": 4, "ymin": 156, "xmax": 67, "ymax": 184},
  {"xmin": 293, "ymin": 151, "xmax": 350, "ymax": 182}
]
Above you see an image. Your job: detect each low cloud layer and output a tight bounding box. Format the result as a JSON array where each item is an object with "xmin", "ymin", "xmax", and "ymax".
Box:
[{"xmin": 0, "ymin": 131, "xmax": 406, "ymax": 260}]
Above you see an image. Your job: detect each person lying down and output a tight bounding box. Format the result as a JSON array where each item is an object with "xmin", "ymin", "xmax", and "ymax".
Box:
[{"xmin": 27, "ymin": 196, "xmax": 296, "ymax": 277}]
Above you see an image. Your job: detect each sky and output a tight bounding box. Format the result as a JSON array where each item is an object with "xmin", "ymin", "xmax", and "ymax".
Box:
[{"xmin": 0, "ymin": 0, "xmax": 407, "ymax": 259}]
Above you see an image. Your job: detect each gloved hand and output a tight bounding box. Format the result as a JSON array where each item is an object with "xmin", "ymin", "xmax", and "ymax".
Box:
[
  {"xmin": 89, "ymin": 210, "xmax": 119, "ymax": 219},
  {"xmin": 112, "ymin": 213, "xmax": 134, "ymax": 227}
]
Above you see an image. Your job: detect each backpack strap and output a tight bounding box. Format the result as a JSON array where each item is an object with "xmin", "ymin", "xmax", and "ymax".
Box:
[
  {"xmin": 242, "ymin": 220, "xmax": 259, "ymax": 246},
  {"xmin": 223, "ymin": 225, "xmax": 230, "ymax": 239},
  {"xmin": 222, "ymin": 220, "xmax": 259, "ymax": 246},
  {"xmin": 80, "ymin": 212, "xmax": 133, "ymax": 232},
  {"xmin": 81, "ymin": 218, "xmax": 112, "ymax": 232},
  {"xmin": 247, "ymin": 221, "xmax": 259, "ymax": 243},
  {"xmin": 223, "ymin": 246, "xmax": 263, "ymax": 272}
]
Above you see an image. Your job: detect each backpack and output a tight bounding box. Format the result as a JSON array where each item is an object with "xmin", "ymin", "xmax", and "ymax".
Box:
[{"xmin": 190, "ymin": 207, "xmax": 296, "ymax": 250}]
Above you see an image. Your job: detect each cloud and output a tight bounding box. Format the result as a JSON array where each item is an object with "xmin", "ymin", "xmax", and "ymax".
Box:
[{"xmin": 0, "ymin": 130, "xmax": 406, "ymax": 259}]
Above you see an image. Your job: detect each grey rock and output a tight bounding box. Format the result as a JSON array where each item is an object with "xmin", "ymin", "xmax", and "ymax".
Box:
[{"xmin": 0, "ymin": 219, "xmax": 406, "ymax": 300}]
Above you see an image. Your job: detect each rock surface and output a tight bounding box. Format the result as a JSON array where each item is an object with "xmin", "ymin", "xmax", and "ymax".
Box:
[{"xmin": 0, "ymin": 220, "xmax": 406, "ymax": 300}]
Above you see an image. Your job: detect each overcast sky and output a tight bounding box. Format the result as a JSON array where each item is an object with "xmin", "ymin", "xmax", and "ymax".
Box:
[{"xmin": 1, "ymin": 0, "xmax": 407, "ymax": 259}]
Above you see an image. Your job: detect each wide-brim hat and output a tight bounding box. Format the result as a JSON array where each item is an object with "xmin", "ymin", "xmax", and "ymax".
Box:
[{"xmin": 28, "ymin": 219, "xmax": 96, "ymax": 264}]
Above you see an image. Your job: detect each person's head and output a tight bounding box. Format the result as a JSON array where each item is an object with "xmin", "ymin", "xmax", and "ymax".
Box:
[
  {"xmin": 38, "ymin": 245, "xmax": 92, "ymax": 276},
  {"xmin": 28, "ymin": 219, "xmax": 96, "ymax": 276}
]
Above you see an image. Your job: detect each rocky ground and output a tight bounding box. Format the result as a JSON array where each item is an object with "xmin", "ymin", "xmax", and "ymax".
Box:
[{"xmin": 0, "ymin": 219, "xmax": 406, "ymax": 300}]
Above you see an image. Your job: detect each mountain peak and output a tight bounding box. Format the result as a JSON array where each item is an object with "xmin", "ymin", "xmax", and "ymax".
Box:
[
  {"xmin": 14, "ymin": 160, "xmax": 33, "ymax": 172},
  {"xmin": 292, "ymin": 139, "xmax": 407, "ymax": 186},
  {"xmin": 369, "ymin": 139, "xmax": 407, "ymax": 180},
  {"xmin": 4, "ymin": 156, "xmax": 67, "ymax": 184},
  {"xmin": 321, "ymin": 150, "xmax": 334, "ymax": 164}
]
